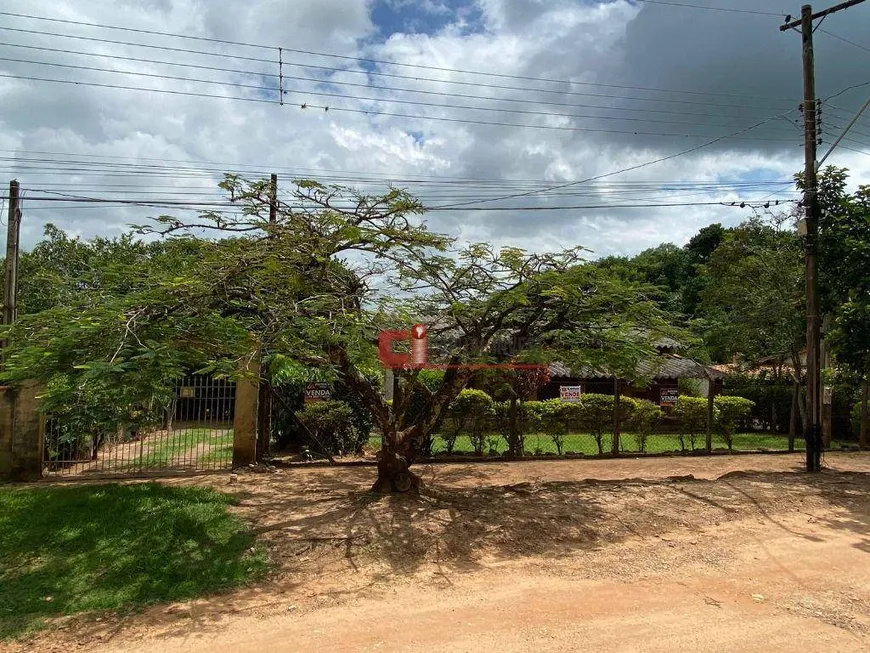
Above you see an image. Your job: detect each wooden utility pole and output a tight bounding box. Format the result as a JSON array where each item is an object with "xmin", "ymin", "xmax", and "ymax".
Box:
[
  {"xmin": 3, "ymin": 180, "xmax": 21, "ymax": 328},
  {"xmin": 255, "ymin": 173, "xmax": 278, "ymax": 460},
  {"xmin": 269, "ymin": 173, "xmax": 278, "ymax": 225},
  {"xmin": 800, "ymin": 4, "xmax": 822, "ymax": 473},
  {"xmin": 780, "ymin": 0, "xmax": 867, "ymax": 471}
]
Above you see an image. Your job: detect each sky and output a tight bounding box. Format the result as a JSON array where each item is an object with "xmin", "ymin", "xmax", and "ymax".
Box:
[{"xmin": 1, "ymin": 0, "xmax": 869, "ymax": 258}]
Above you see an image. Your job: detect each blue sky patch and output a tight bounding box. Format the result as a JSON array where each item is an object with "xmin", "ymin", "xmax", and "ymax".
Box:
[{"xmin": 368, "ymin": 0, "xmax": 484, "ymax": 41}]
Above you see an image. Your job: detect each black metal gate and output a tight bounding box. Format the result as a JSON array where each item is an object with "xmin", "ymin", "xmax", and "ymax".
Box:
[{"xmin": 42, "ymin": 375, "xmax": 235, "ymax": 476}]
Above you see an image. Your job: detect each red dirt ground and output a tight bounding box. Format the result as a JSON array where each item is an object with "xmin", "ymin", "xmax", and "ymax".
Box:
[{"xmin": 9, "ymin": 452, "xmax": 870, "ymax": 653}]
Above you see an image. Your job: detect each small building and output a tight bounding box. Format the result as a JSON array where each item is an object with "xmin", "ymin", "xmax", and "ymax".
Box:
[{"xmin": 540, "ymin": 343, "xmax": 724, "ymax": 409}]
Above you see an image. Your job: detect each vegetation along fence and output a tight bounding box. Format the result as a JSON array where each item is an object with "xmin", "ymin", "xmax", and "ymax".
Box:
[{"xmin": 42, "ymin": 375, "xmax": 236, "ymax": 476}]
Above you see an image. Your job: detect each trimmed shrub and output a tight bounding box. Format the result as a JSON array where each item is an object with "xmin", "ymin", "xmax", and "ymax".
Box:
[
  {"xmin": 539, "ymin": 399, "xmax": 584, "ymax": 455},
  {"xmin": 576, "ymin": 394, "xmax": 634, "ymax": 455},
  {"xmin": 492, "ymin": 400, "xmax": 541, "ymax": 457},
  {"xmin": 714, "ymin": 396, "xmax": 755, "ymax": 450},
  {"xmin": 627, "ymin": 398, "xmax": 663, "ymax": 453},
  {"xmin": 295, "ymin": 400, "xmax": 355, "ymax": 456},
  {"xmin": 673, "ymin": 396, "xmax": 708, "ymax": 451},
  {"xmin": 445, "ymin": 389, "xmax": 494, "ymax": 455}
]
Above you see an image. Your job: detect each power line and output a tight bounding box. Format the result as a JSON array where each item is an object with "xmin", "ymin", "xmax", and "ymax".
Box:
[
  {"xmin": 431, "ymin": 108, "xmax": 801, "ymax": 209},
  {"xmin": 634, "ymin": 0, "xmax": 787, "ymax": 16},
  {"xmin": 4, "ymin": 192, "xmax": 796, "ymax": 213},
  {"xmin": 0, "ymin": 26, "xmax": 795, "ymax": 112},
  {"xmin": 0, "ymin": 72, "xmax": 803, "ymax": 142},
  {"xmin": 0, "ymin": 40, "xmax": 792, "ymax": 121},
  {"xmin": 0, "ymin": 9, "xmax": 796, "ymax": 100},
  {"xmin": 0, "ymin": 55, "xmax": 799, "ymax": 131},
  {"xmin": 818, "ymin": 28, "xmax": 870, "ymax": 55}
]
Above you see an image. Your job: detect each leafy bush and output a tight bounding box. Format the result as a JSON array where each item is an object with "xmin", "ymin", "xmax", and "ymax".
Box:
[
  {"xmin": 445, "ymin": 389, "xmax": 494, "ymax": 455},
  {"xmin": 294, "ymin": 400, "xmax": 355, "ymax": 456},
  {"xmin": 673, "ymin": 396, "xmax": 708, "ymax": 451},
  {"xmin": 714, "ymin": 396, "xmax": 755, "ymax": 450},
  {"xmin": 627, "ymin": 398, "xmax": 663, "ymax": 453},
  {"xmin": 539, "ymin": 400, "xmax": 584, "ymax": 455},
  {"xmin": 492, "ymin": 400, "xmax": 541, "ymax": 457},
  {"xmin": 575, "ymin": 394, "xmax": 635, "ymax": 455}
]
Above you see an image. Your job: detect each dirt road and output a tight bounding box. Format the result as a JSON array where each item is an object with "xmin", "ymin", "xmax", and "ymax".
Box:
[{"xmin": 18, "ymin": 453, "xmax": 870, "ymax": 652}]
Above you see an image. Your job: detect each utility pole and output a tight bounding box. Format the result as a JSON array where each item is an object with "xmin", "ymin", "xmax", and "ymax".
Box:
[
  {"xmin": 269, "ymin": 173, "xmax": 278, "ymax": 225},
  {"xmin": 3, "ymin": 180, "xmax": 21, "ymax": 328},
  {"xmin": 780, "ymin": 0, "xmax": 867, "ymax": 472},
  {"xmin": 256, "ymin": 173, "xmax": 278, "ymax": 460}
]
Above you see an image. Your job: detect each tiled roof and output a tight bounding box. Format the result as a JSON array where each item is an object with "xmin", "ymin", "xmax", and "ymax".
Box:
[{"xmin": 550, "ymin": 354, "xmax": 724, "ymax": 381}]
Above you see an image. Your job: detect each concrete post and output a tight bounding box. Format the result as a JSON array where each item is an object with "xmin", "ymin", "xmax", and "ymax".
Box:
[
  {"xmin": 0, "ymin": 387, "xmax": 13, "ymax": 478},
  {"xmin": 0, "ymin": 383, "xmax": 44, "ymax": 481},
  {"xmin": 232, "ymin": 356, "xmax": 260, "ymax": 468}
]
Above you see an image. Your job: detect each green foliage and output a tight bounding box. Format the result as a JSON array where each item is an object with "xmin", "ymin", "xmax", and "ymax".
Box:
[
  {"xmin": 673, "ymin": 396, "xmax": 709, "ymax": 451},
  {"xmin": 295, "ymin": 401, "xmax": 357, "ymax": 456},
  {"xmin": 538, "ymin": 399, "xmax": 584, "ymax": 455},
  {"xmin": 627, "ymin": 398, "xmax": 663, "ymax": 453},
  {"xmin": 723, "ymin": 374, "xmax": 793, "ymax": 433},
  {"xmin": 714, "ymin": 396, "xmax": 755, "ymax": 450},
  {"xmin": 0, "ymin": 483, "xmax": 267, "ymax": 640},
  {"xmin": 852, "ymin": 401, "xmax": 862, "ymax": 437},
  {"xmin": 1, "ymin": 178, "xmax": 686, "ymax": 479},
  {"xmin": 700, "ymin": 218, "xmax": 804, "ymax": 367},
  {"xmin": 445, "ymin": 389, "xmax": 494, "ymax": 455},
  {"xmin": 576, "ymin": 394, "xmax": 631, "ymax": 455}
]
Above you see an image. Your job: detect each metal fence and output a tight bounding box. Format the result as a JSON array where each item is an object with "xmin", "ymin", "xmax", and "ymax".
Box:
[{"xmin": 43, "ymin": 375, "xmax": 236, "ymax": 476}]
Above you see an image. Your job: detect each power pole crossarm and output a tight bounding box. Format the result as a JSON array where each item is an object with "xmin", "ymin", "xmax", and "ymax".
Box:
[{"xmin": 780, "ymin": 0, "xmax": 866, "ymax": 30}]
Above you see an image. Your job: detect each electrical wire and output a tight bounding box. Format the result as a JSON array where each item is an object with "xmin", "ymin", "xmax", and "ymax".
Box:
[
  {"xmin": 0, "ymin": 10, "xmax": 797, "ymax": 100},
  {"xmin": 0, "ymin": 55, "xmax": 800, "ymax": 131},
  {"xmin": 0, "ymin": 40, "xmax": 794, "ymax": 120},
  {"xmin": 0, "ymin": 72, "xmax": 804, "ymax": 142},
  {"xmin": 431, "ymin": 108, "xmax": 801, "ymax": 209},
  {"xmin": 818, "ymin": 28, "xmax": 870, "ymax": 56},
  {"xmin": 0, "ymin": 26, "xmax": 796, "ymax": 112},
  {"xmin": 634, "ymin": 0, "xmax": 787, "ymax": 16}
]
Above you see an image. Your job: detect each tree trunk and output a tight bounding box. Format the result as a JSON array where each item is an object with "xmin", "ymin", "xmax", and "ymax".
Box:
[
  {"xmin": 860, "ymin": 376, "xmax": 869, "ymax": 450},
  {"xmin": 371, "ymin": 431, "xmax": 421, "ymax": 493}
]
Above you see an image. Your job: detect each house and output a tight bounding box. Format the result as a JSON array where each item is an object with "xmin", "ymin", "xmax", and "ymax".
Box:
[{"xmin": 539, "ymin": 340, "xmax": 724, "ymax": 409}]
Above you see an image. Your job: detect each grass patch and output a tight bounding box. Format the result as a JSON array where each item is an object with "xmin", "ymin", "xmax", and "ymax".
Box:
[
  {"xmin": 133, "ymin": 428, "xmax": 232, "ymax": 468},
  {"xmin": 368, "ymin": 432, "xmax": 815, "ymax": 456},
  {"xmin": 0, "ymin": 483, "xmax": 268, "ymax": 640},
  {"xmin": 201, "ymin": 431, "xmax": 234, "ymax": 466}
]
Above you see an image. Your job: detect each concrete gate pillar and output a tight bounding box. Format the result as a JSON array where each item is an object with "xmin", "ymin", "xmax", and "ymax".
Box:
[
  {"xmin": 0, "ymin": 382, "xmax": 44, "ymax": 481},
  {"xmin": 232, "ymin": 356, "xmax": 260, "ymax": 468}
]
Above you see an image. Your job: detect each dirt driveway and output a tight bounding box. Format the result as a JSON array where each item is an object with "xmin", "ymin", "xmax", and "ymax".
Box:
[{"xmin": 15, "ymin": 452, "xmax": 870, "ymax": 652}]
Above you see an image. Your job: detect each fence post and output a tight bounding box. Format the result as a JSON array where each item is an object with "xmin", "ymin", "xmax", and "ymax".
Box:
[
  {"xmin": 611, "ymin": 378, "xmax": 621, "ymax": 455},
  {"xmin": 0, "ymin": 382, "xmax": 44, "ymax": 481},
  {"xmin": 233, "ymin": 355, "xmax": 260, "ymax": 468},
  {"xmin": 705, "ymin": 374, "xmax": 715, "ymax": 453}
]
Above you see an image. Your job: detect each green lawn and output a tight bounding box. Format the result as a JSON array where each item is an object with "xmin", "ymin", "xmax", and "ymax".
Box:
[
  {"xmin": 132, "ymin": 428, "xmax": 233, "ymax": 469},
  {"xmin": 368, "ymin": 431, "xmax": 815, "ymax": 456},
  {"xmin": 0, "ymin": 483, "xmax": 268, "ymax": 640}
]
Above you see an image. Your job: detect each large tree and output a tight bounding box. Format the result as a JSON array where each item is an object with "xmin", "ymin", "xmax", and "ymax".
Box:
[
  {"xmin": 816, "ymin": 169, "xmax": 870, "ymax": 447},
  {"xmin": 3, "ymin": 177, "xmax": 679, "ymax": 491},
  {"xmin": 699, "ymin": 217, "xmax": 805, "ymax": 444}
]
